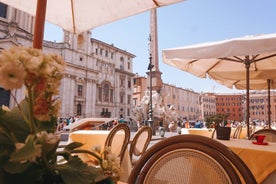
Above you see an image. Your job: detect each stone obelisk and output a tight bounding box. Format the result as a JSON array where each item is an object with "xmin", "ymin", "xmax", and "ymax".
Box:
[{"xmin": 148, "ymin": 8, "xmax": 163, "ymax": 93}]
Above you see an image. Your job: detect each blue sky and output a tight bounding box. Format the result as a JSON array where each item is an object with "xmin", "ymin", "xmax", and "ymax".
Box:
[{"xmin": 44, "ymin": 0, "xmax": 276, "ymax": 94}]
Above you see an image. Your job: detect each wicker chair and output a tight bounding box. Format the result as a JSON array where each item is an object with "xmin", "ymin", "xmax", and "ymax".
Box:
[
  {"xmin": 232, "ymin": 125, "xmax": 243, "ymax": 139},
  {"xmin": 104, "ymin": 123, "xmax": 130, "ymax": 165},
  {"xmin": 129, "ymin": 126, "xmax": 152, "ymax": 167},
  {"xmin": 248, "ymin": 128, "xmax": 276, "ymax": 142},
  {"xmin": 128, "ymin": 134, "xmax": 257, "ymax": 184}
]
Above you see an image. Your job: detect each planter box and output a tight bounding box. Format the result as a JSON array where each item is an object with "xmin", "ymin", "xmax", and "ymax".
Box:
[{"xmin": 216, "ymin": 127, "xmax": 231, "ymax": 140}]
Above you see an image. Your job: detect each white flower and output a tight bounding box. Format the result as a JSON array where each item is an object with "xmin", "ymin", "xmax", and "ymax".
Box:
[
  {"xmin": 0, "ymin": 62, "xmax": 26, "ymax": 90},
  {"xmin": 91, "ymin": 144, "xmax": 101, "ymax": 153},
  {"xmin": 37, "ymin": 131, "xmax": 60, "ymax": 144},
  {"xmin": 1, "ymin": 105, "xmax": 11, "ymax": 112}
]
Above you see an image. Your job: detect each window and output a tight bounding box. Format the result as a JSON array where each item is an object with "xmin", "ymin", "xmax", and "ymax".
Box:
[
  {"xmin": 77, "ymin": 85, "xmax": 83, "ymax": 96},
  {"xmin": 103, "ymin": 84, "xmax": 109, "ymax": 102},
  {"xmin": 127, "ymin": 62, "xmax": 130, "ymax": 69},
  {"xmin": 105, "ymin": 50, "xmax": 108, "ymax": 57},
  {"xmin": 120, "ymin": 76, "xmax": 124, "ymax": 86},
  {"xmin": 120, "ymin": 57, "xmax": 124, "ymax": 70},
  {"xmin": 98, "ymin": 83, "xmax": 113, "ymax": 103},
  {"xmin": 98, "ymin": 87, "xmax": 102, "ymax": 101},
  {"xmin": 128, "ymin": 79, "xmax": 131, "ymax": 88},
  {"xmin": 0, "ymin": 3, "xmax": 7, "ymax": 18},
  {"xmin": 127, "ymin": 95, "xmax": 131, "ymax": 105},
  {"xmin": 120, "ymin": 92, "xmax": 124, "ymax": 104},
  {"xmin": 77, "ymin": 103, "xmax": 82, "ymax": 115}
]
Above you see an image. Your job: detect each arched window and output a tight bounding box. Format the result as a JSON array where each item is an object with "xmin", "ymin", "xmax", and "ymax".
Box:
[{"xmin": 98, "ymin": 82, "xmax": 113, "ymax": 103}]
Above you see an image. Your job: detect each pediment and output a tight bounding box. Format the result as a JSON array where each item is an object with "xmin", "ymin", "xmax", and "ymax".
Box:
[{"xmin": 0, "ymin": 38, "xmax": 20, "ymax": 50}]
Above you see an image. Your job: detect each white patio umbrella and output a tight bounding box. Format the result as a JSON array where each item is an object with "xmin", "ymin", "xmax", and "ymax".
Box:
[
  {"xmin": 0, "ymin": 0, "xmax": 183, "ymax": 48},
  {"xmin": 162, "ymin": 33, "xmax": 276, "ymax": 137}
]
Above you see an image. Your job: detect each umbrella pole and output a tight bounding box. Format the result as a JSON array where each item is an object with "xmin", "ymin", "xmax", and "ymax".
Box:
[
  {"xmin": 33, "ymin": 0, "xmax": 47, "ymax": 49},
  {"xmin": 267, "ymin": 79, "xmax": 271, "ymax": 129},
  {"xmin": 245, "ymin": 57, "xmax": 250, "ymax": 138}
]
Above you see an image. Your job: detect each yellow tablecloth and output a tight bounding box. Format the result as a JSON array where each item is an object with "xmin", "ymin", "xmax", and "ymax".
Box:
[
  {"xmin": 181, "ymin": 128, "xmax": 213, "ymax": 137},
  {"xmin": 181, "ymin": 127, "xmax": 249, "ymax": 139},
  {"xmin": 68, "ymin": 130, "xmax": 132, "ymax": 182},
  {"xmin": 218, "ymin": 139, "xmax": 276, "ymax": 183}
]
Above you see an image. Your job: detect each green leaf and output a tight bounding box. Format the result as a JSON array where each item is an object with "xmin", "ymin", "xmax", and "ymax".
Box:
[
  {"xmin": 53, "ymin": 156, "xmax": 100, "ymax": 184},
  {"xmin": 3, "ymin": 160, "xmax": 32, "ymax": 174},
  {"xmin": 0, "ymin": 99, "xmax": 30, "ymax": 142},
  {"xmin": 42, "ymin": 138, "xmax": 60, "ymax": 163},
  {"xmin": 9, "ymin": 135, "xmax": 40, "ymax": 163},
  {"xmin": 64, "ymin": 142, "xmax": 84, "ymax": 151}
]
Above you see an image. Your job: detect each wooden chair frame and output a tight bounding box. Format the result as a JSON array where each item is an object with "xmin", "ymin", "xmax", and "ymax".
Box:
[
  {"xmin": 129, "ymin": 126, "xmax": 152, "ymax": 167},
  {"xmin": 128, "ymin": 134, "xmax": 257, "ymax": 184},
  {"xmin": 232, "ymin": 125, "xmax": 243, "ymax": 139},
  {"xmin": 248, "ymin": 128, "xmax": 276, "ymax": 142},
  {"xmin": 104, "ymin": 123, "xmax": 130, "ymax": 165}
]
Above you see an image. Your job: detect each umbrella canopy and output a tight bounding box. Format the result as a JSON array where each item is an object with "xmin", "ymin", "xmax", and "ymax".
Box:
[
  {"xmin": 162, "ymin": 33, "xmax": 276, "ymax": 137},
  {"xmin": 1, "ymin": 0, "xmax": 183, "ymax": 48}
]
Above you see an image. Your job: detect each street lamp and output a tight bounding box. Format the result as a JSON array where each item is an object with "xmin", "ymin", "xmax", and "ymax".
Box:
[{"xmin": 147, "ymin": 34, "xmax": 154, "ymax": 134}]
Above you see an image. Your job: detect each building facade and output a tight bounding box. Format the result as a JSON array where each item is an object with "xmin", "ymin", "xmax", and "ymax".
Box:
[
  {"xmin": 215, "ymin": 93, "xmax": 244, "ymax": 122},
  {"xmin": 199, "ymin": 93, "xmax": 216, "ymax": 121},
  {"xmin": 249, "ymin": 91, "xmax": 276, "ymax": 124},
  {"xmin": 0, "ymin": 3, "xmax": 135, "ymax": 121}
]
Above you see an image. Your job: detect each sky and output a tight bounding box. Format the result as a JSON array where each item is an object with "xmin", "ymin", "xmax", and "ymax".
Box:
[{"xmin": 44, "ymin": 0, "xmax": 276, "ymax": 94}]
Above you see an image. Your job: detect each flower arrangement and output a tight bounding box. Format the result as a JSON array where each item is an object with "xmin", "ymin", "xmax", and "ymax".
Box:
[{"xmin": 0, "ymin": 46, "xmax": 120, "ymax": 183}]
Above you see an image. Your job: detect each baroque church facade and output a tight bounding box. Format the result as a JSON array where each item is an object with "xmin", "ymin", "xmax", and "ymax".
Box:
[{"xmin": 0, "ymin": 3, "xmax": 135, "ymax": 121}]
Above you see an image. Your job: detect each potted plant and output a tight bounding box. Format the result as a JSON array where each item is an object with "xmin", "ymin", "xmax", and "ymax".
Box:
[
  {"xmin": 0, "ymin": 46, "xmax": 120, "ymax": 183},
  {"xmin": 205, "ymin": 114, "xmax": 231, "ymax": 140}
]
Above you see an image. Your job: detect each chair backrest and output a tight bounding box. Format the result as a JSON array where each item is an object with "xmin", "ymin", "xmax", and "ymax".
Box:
[
  {"xmin": 248, "ymin": 128, "xmax": 276, "ymax": 142},
  {"xmin": 129, "ymin": 126, "xmax": 152, "ymax": 167},
  {"xmin": 232, "ymin": 125, "xmax": 243, "ymax": 139},
  {"xmin": 104, "ymin": 123, "xmax": 130, "ymax": 165},
  {"xmin": 128, "ymin": 134, "xmax": 257, "ymax": 184},
  {"xmin": 211, "ymin": 128, "xmax": 216, "ymax": 139}
]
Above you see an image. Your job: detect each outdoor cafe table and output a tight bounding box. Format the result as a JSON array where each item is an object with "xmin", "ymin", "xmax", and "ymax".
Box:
[
  {"xmin": 181, "ymin": 128, "xmax": 213, "ymax": 137},
  {"xmin": 217, "ymin": 139, "xmax": 276, "ymax": 183},
  {"xmin": 181, "ymin": 127, "xmax": 249, "ymax": 139},
  {"xmin": 68, "ymin": 130, "xmax": 132, "ymax": 182}
]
